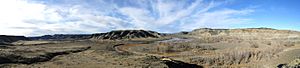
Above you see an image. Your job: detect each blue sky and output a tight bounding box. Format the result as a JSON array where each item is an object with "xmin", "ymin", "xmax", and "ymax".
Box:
[{"xmin": 0, "ymin": 0, "xmax": 299, "ymax": 36}]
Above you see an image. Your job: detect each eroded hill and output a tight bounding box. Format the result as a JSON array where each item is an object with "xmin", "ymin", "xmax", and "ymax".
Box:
[{"xmin": 91, "ymin": 30, "xmax": 163, "ymax": 40}]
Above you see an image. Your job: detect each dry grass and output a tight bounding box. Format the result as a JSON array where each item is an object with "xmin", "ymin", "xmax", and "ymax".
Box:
[
  {"xmin": 189, "ymin": 47, "xmax": 283, "ymax": 66},
  {"xmin": 184, "ymin": 39, "xmax": 294, "ymax": 67},
  {"xmin": 120, "ymin": 37, "xmax": 298, "ymax": 67},
  {"xmin": 149, "ymin": 42, "xmax": 216, "ymax": 53}
]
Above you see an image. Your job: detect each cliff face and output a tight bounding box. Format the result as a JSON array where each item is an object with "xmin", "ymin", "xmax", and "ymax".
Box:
[
  {"xmin": 91, "ymin": 30, "xmax": 162, "ymax": 40},
  {"xmin": 189, "ymin": 28, "xmax": 300, "ymax": 40},
  {"xmin": 0, "ymin": 35, "xmax": 29, "ymax": 45},
  {"xmin": 29, "ymin": 34, "xmax": 92, "ymax": 40}
]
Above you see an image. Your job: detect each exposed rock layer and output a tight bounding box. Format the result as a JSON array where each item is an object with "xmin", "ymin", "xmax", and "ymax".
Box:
[{"xmin": 91, "ymin": 30, "xmax": 162, "ymax": 40}]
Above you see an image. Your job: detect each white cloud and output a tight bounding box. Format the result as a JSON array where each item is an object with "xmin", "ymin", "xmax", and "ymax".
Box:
[
  {"xmin": 0, "ymin": 0, "xmax": 255, "ymax": 36},
  {"xmin": 119, "ymin": 7, "xmax": 155, "ymax": 29},
  {"xmin": 118, "ymin": 0, "xmax": 216, "ymax": 30},
  {"xmin": 155, "ymin": 0, "xmax": 202, "ymax": 25},
  {"xmin": 0, "ymin": 0, "xmax": 126, "ymax": 36},
  {"xmin": 181, "ymin": 9, "xmax": 255, "ymax": 30},
  {"xmin": 0, "ymin": 0, "xmax": 45, "ymax": 36},
  {"xmin": 117, "ymin": 0, "xmax": 254, "ymax": 32}
]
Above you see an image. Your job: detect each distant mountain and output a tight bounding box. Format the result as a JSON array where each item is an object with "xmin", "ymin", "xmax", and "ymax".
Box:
[
  {"xmin": 91, "ymin": 30, "xmax": 163, "ymax": 40},
  {"xmin": 29, "ymin": 34, "xmax": 92, "ymax": 40},
  {"xmin": 0, "ymin": 35, "xmax": 29, "ymax": 45}
]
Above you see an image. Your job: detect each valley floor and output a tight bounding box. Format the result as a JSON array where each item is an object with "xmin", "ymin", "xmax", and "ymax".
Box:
[{"xmin": 1, "ymin": 37, "xmax": 300, "ymax": 68}]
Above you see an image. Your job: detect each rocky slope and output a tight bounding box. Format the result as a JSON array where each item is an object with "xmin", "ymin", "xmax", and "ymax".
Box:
[
  {"xmin": 91, "ymin": 30, "xmax": 163, "ymax": 40},
  {"xmin": 0, "ymin": 35, "xmax": 29, "ymax": 45},
  {"xmin": 29, "ymin": 34, "xmax": 92, "ymax": 40}
]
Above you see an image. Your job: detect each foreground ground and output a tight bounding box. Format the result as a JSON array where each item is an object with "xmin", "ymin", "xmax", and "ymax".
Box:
[
  {"xmin": 1, "ymin": 28, "xmax": 300, "ymax": 68},
  {"xmin": 0, "ymin": 36, "xmax": 299, "ymax": 68}
]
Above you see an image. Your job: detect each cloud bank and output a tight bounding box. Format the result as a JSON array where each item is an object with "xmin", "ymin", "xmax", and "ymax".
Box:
[{"xmin": 0, "ymin": 0, "xmax": 254, "ymax": 36}]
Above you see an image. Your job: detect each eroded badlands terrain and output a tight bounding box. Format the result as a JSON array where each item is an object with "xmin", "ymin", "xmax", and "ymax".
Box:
[{"xmin": 0, "ymin": 28, "xmax": 300, "ymax": 68}]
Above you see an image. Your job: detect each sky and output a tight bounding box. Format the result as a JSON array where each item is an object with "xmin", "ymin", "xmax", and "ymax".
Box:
[{"xmin": 0, "ymin": 0, "xmax": 299, "ymax": 36}]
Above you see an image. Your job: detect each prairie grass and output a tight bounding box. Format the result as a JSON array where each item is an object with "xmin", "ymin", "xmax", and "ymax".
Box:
[{"xmin": 189, "ymin": 47, "xmax": 283, "ymax": 66}]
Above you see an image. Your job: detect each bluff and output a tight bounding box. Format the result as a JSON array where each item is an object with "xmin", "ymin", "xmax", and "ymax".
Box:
[{"xmin": 189, "ymin": 28, "xmax": 300, "ymax": 40}]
